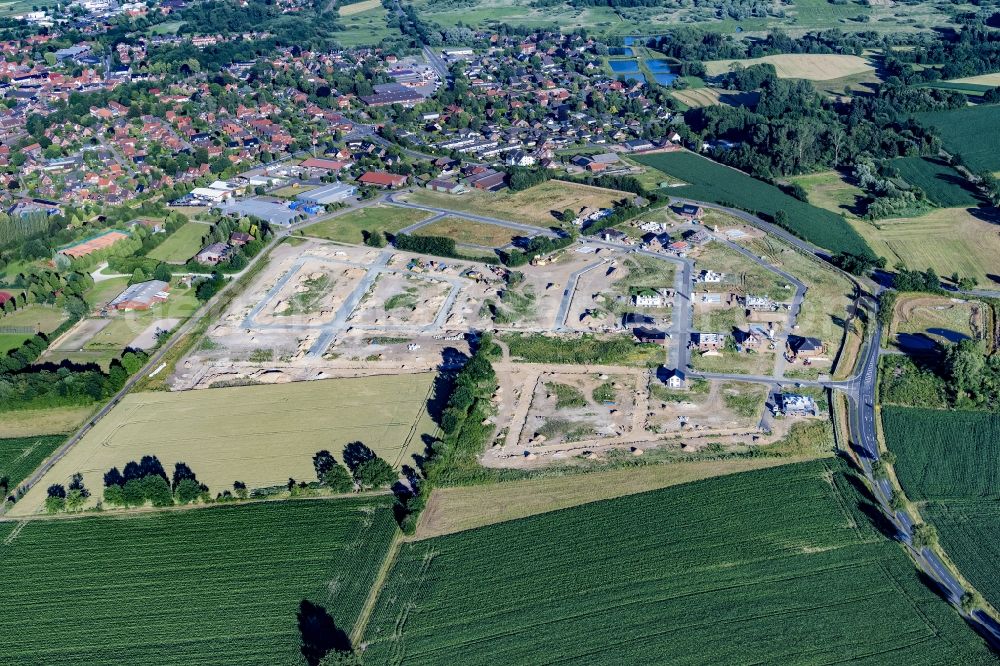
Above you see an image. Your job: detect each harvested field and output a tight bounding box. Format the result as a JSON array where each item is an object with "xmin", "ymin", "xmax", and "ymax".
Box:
[
  {"xmin": 364, "ymin": 460, "xmax": 994, "ymax": 664},
  {"xmin": 405, "ymin": 180, "xmax": 631, "ymax": 228},
  {"xmin": 418, "ymin": 216, "xmax": 519, "ymax": 248},
  {"xmin": 414, "ymin": 455, "xmax": 820, "ymax": 539},
  {"xmin": 10, "ymin": 374, "xmax": 439, "ymax": 516},
  {"xmin": 0, "ymin": 498, "xmax": 396, "ymax": 665},
  {"xmin": 670, "ymin": 88, "xmax": 758, "ymax": 108},
  {"xmin": 339, "ymin": 0, "xmax": 381, "ymax": 15},
  {"xmin": 944, "ymin": 73, "xmax": 1000, "ymax": 87},
  {"xmin": 703, "ymin": 54, "xmax": 875, "ymax": 80}
]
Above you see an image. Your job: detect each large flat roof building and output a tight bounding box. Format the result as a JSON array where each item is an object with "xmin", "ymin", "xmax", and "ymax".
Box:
[
  {"xmin": 295, "ymin": 182, "xmax": 357, "ymax": 205},
  {"xmin": 218, "ymin": 198, "xmax": 300, "ymax": 227},
  {"xmin": 109, "ymin": 280, "xmax": 170, "ymax": 311}
]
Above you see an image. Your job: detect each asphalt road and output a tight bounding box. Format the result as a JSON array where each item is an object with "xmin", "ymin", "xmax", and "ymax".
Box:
[{"xmin": 387, "ymin": 193, "xmax": 560, "ymax": 238}]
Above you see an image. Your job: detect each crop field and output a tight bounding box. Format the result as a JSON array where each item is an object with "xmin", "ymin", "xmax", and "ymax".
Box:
[
  {"xmin": 883, "ymin": 407, "xmax": 1000, "ymax": 611},
  {"xmin": 883, "ymin": 407, "xmax": 1000, "ymax": 502},
  {"xmin": 0, "ymin": 498, "xmax": 396, "ymax": 665},
  {"xmin": 364, "ymin": 460, "xmax": 993, "ymax": 664},
  {"xmin": 703, "ymin": 54, "xmax": 875, "ymax": 80},
  {"xmin": 634, "ymin": 152, "xmax": 872, "ymax": 257},
  {"xmin": 419, "ymin": 217, "xmax": 519, "ymax": 248},
  {"xmin": 915, "ymin": 104, "xmax": 1000, "ymax": 174},
  {"xmin": 11, "ymin": 374, "xmax": 438, "ymax": 516},
  {"xmin": 338, "ymin": 0, "xmax": 381, "ymax": 15},
  {"xmin": 405, "ymin": 180, "xmax": 630, "ymax": 228},
  {"xmin": 847, "ymin": 207, "xmax": 1000, "ymax": 287},
  {"xmin": 146, "ymin": 222, "xmax": 207, "ymax": 264},
  {"xmin": 304, "ymin": 205, "xmax": 431, "ymax": 244},
  {"xmin": 889, "ymin": 157, "xmax": 981, "ymax": 207},
  {"xmin": 0, "ymin": 434, "xmax": 65, "ymax": 491},
  {"xmin": 945, "ymin": 73, "xmax": 1000, "ymax": 87}
]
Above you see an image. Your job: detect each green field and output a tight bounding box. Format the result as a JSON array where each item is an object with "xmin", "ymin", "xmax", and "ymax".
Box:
[
  {"xmin": 304, "ymin": 205, "xmax": 431, "ymax": 244},
  {"xmin": 12, "ymin": 373, "xmax": 439, "ymax": 516},
  {"xmin": 147, "ymin": 222, "xmax": 208, "ymax": 263},
  {"xmin": 889, "ymin": 157, "xmax": 982, "ymax": 207},
  {"xmin": 634, "ymin": 152, "xmax": 873, "ymax": 257},
  {"xmin": 0, "ymin": 498, "xmax": 396, "ymax": 665},
  {"xmin": 363, "ymin": 460, "xmax": 993, "ymax": 664},
  {"xmin": 915, "ymin": 104, "xmax": 1000, "ymax": 174},
  {"xmin": 0, "ymin": 304, "xmax": 67, "ymax": 334},
  {"xmin": 500, "ymin": 333, "xmax": 664, "ymax": 365},
  {"xmin": 0, "ymin": 332, "xmax": 30, "ymax": 354},
  {"xmin": 884, "ymin": 407, "xmax": 1000, "ymax": 611},
  {"xmin": 0, "ymin": 434, "xmax": 65, "ymax": 492}
]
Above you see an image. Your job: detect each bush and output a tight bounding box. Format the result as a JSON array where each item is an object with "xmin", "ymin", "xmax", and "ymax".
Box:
[{"xmin": 353, "ymin": 457, "xmax": 396, "ymax": 490}]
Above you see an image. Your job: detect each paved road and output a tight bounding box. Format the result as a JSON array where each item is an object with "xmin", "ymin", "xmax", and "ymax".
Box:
[{"xmin": 555, "ymin": 258, "xmax": 607, "ymax": 331}]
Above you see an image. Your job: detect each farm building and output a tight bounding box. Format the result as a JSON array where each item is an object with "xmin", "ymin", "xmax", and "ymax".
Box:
[
  {"xmin": 358, "ymin": 171, "xmax": 408, "ymax": 189},
  {"xmin": 109, "ymin": 280, "xmax": 170, "ymax": 311},
  {"xmin": 787, "ymin": 335, "xmax": 824, "ymax": 358},
  {"xmin": 196, "ymin": 242, "xmax": 231, "ymax": 265},
  {"xmin": 218, "ymin": 198, "xmax": 300, "ymax": 227},
  {"xmin": 58, "ymin": 230, "xmax": 130, "ymax": 259},
  {"xmin": 294, "ymin": 182, "xmax": 357, "ymax": 205}
]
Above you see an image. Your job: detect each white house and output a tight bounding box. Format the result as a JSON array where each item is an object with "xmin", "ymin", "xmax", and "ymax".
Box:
[
  {"xmin": 698, "ymin": 269, "xmax": 724, "ymax": 283},
  {"xmin": 633, "ymin": 289, "xmax": 664, "ymax": 308}
]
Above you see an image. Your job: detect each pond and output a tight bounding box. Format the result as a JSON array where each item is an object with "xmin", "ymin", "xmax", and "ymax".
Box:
[
  {"xmin": 609, "ymin": 59, "xmax": 640, "ymax": 73},
  {"xmin": 608, "ymin": 47, "xmax": 633, "ymax": 56},
  {"xmin": 647, "ymin": 60, "xmax": 677, "ymax": 85}
]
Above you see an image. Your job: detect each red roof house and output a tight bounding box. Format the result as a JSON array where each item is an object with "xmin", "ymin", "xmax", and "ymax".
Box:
[{"xmin": 357, "ymin": 171, "xmax": 407, "ymax": 188}]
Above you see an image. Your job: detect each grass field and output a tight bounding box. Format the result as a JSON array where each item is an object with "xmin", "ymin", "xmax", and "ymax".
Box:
[
  {"xmin": 0, "ymin": 434, "xmax": 65, "ymax": 492},
  {"xmin": 915, "ymin": 104, "xmax": 1000, "ymax": 174},
  {"xmin": 634, "ymin": 151, "xmax": 873, "ymax": 257},
  {"xmin": 884, "ymin": 407, "xmax": 1000, "ymax": 611},
  {"xmin": 415, "ymin": 456, "xmax": 821, "ymax": 539},
  {"xmin": 0, "ymin": 406, "xmax": 95, "ymax": 439},
  {"xmin": 304, "ymin": 205, "xmax": 431, "ymax": 244},
  {"xmin": 405, "ymin": 180, "xmax": 630, "ymax": 228},
  {"xmin": 694, "ymin": 240, "xmax": 793, "ymax": 300},
  {"xmin": 703, "ymin": 54, "xmax": 875, "ymax": 80},
  {"xmin": 847, "ymin": 207, "xmax": 1000, "ymax": 287},
  {"xmin": 0, "ymin": 332, "xmax": 30, "ymax": 354},
  {"xmin": 11, "ymin": 374, "xmax": 439, "ymax": 516},
  {"xmin": 418, "ymin": 217, "xmax": 519, "ymax": 248},
  {"xmin": 789, "ymin": 170, "xmax": 865, "ymax": 218},
  {"xmin": 500, "ymin": 333, "xmax": 664, "ymax": 366},
  {"xmin": 364, "ymin": 460, "xmax": 993, "ymax": 664},
  {"xmin": 338, "ymin": 0, "xmax": 381, "ymax": 14},
  {"xmin": 146, "ymin": 222, "xmax": 207, "ymax": 264},
  {"xmin": 0, "ymin": 304, "xmax": 67, "ymax": 334},
  {"xmin": 335, "ymin": 4, "xmax": 397, "ymax": 46},
  {"xmin": 944, "ymin": 73, "xmax": 1000, "ymax": 87},
  {"xmin": 889, "ymin": 157, "xmax": 982, "ymax": 207},
  {"xmin": 0, "ymin": 498, "xmax": 396, "ymax": 665}
]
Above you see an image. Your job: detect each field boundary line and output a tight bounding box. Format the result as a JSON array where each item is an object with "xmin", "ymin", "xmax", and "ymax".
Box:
[{"xmin": 352, "ymin": 528, "xmax": 403, "ymax": 646}]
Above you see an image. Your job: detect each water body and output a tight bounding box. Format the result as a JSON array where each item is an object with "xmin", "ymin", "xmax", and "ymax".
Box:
[
  {"xmin": 609, "ymin": 59, "xmax": 640, "ymax": 73},
  {"xmin": 647, "ymin": 60, "xmax": 677, "ymax": 85},
  {"xmin": 608, "ymin": 47, "xmax": 633, "ymax": 56}
]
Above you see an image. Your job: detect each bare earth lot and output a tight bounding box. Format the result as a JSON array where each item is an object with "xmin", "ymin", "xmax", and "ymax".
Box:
[{"xmin": 11, "ymin": 374, "xmax": 438, "ymax": 516}]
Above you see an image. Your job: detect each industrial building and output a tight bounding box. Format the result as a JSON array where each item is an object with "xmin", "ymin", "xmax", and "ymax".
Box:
[
  {"xmin": 294, "ymin": 182, "xmax": 357, "ymax": 205},
  {"xmin": 217, "ymin": 198, "xmax": 301, "ymax": 227}
]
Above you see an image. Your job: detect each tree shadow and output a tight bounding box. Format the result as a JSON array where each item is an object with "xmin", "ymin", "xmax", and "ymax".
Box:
[
  {"xmin": 843, "ymin": 472, "xmax": 900, "ymax": 541},
  {"xmin": 342, "ymin": 441, "xmax": 375, "ymax": 473},
  {"xmin": 297, "ymin": 600, "xmax": 351, "ymax": 666}
]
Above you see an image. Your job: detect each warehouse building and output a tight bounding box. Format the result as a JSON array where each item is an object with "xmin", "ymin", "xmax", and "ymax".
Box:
[
  {"xmin": 294, "ymin": 182, "xmax": 357, "ymax": 205},
  {"xmin": 217, "ymin": 198, "xmax": 300, "ymax": 227}
]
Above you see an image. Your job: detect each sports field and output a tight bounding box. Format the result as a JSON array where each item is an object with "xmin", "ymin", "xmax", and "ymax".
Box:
[
  {"xmin": 884, "ymin": 407, "xmax": 1000, "ymax": 611},
  {"xmin": 889, "ymin": 156, "xmax": 981, "ymax": 207},
  {"xmin": 847, "ymin": 207, "xmax": 1000, "ymax": 287},
  {"xmin": 634, "ymin": 151, "xmax": 872, "ymax": 257},
  {"xmin": 146, "ymin": 222, "xmax": 207, "ymax": 264},
  {"xmin": 418, "ymin": 216, "xmax": 519, "ymax": 248},
  {"xmin": 12, "ymin": 374, "xmax": 439, "ymax": 515},
  {"xmin": 364, "ymin": 460, "xmax": 993, "ymax": 664},
  {"xmin": 915, "ymin": 104, "xmax": 1000, "ymax": 173},
  {"xmin": 0, "ymin": 497, "xmax": 396, "ymax": 665},
  {"xmin": 704, "ymin": 54, "xmax": 875, "ymax": 80},
  {"xmin": 304, "ymin": 205, "xmax": 431, "ymax": 244},
  {"xmin": 405, "ymin": 180, "xmax": 630, "ymax": 228}
]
